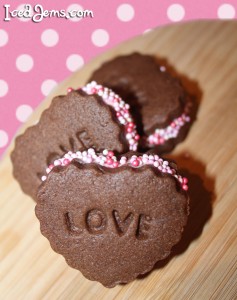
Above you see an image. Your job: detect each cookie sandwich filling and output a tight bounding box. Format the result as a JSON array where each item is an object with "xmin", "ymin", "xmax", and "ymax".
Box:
[
  {"xmin": 67, "ymin": 81, "xmax": 140, "ymax": 151},
  {"xmin": 41, "ymin": 148, "xmax": 188, "ymax": 191},
  {"xmin": 147, "ymin": 105, "xmax": 191, "ymax": 147}
]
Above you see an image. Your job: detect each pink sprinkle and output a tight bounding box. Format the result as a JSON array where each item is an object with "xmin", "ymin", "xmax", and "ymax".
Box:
[
  {"xmin": 49, "ymin": 164, "xmax": 54, "ymax": 170},
  {"xmin": 182, "ymin": 184, "xmax": 188, "ymax": 191},
  {"xmin": 116, "ymin": 112, "xmax": 121, "ymax": 117},
  {"xmin": 63, "ymin": 159, "xmax": 70, "ymax": 165},
  {"xmin": 107, "ymin": 151, "xmax": 114, "ymax": 157},
  {"xmin": 135, "ymin": 134, "xmax": 140, "ymax": 141},
  {"xmin": 67, "ymin": 87, "xmax": 73, "ymax": 93},
  {"xmin": 106, "ymin": 158, "xmax": 113, "ymax": 165},
  {"xmin": 183, "ymin": 177, "xmax": 188, "ymax": 184},
  {"xmin": 113, "ymin": 161, "xmax": 119, "ymax": 168},
  {"xmin": 126, "ymin": 127, "xmax": 133, "ymax": 133},
  {"xmin": 160, "ymin": 66, "xmax": 166, "ymax": 72},
  {"xmin": 128, "ymin": 122, "xmax": 134, "ymax": 128},
  {"xmin": 113, "ymin": 98, "xmax": 119, "ymax": 103},
  {"xmin": 132, "ymin": 159, "xmax": 140, "ymax": 167}
]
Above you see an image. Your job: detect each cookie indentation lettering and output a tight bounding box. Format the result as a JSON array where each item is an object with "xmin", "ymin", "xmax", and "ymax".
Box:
[
  {"xmin": 64, "ymin": 209, "xmax": 151, "ymax": 239},
  {"xmin": 86, "ymin": 209, "xmax": 107, "ymax": 234},
  {"xmin": 65, "ymin": 212, "xmax": 82, "ymax": 234},
  {"xmin": 136, "ymin": 214, "xmax": 152, "ymax": 240},
  {"xmin": 46, "ymin": 129, "xmax": 96, "ymax": 166},
  {"xmin": 112, "ymin": 210, "xmax": 134, "ymax": 236},
  {"xmin": 76, "ymin": 130, "xmax": 97, "ymax": 149}
]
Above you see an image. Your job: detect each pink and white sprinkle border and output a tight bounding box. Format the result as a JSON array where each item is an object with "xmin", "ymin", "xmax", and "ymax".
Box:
[
  {"xmin": 42, "ymin": 148, "xmax": 188, "ymax": 191},
  {"xmin": 68, "ymin": 81, "xmax": 140, "ymax": 151},
  {"xmin": 68, "ymin": 81, "xmax": 191, "ymax": 149},
  {"xmin": 147, "ymin": 110, "xmax": 190, "ymax": 146}
]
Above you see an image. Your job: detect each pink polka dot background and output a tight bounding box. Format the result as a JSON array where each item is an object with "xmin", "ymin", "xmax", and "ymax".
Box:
[{"xmin": 0, "ymin": 0, "xmax": 236, "ymax": 157}]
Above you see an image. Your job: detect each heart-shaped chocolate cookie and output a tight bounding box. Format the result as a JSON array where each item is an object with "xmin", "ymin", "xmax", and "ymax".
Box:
[
  {"xmin": 11, "ymin": 83, "xmax": 139, "ymax": 200},
  {"xmin": 89, "ymin": 53, "xmax": 192, "ymax": 153},
  {"xmin": 35, "ymin": 150, "xmax": 189, "ymax": 287}
]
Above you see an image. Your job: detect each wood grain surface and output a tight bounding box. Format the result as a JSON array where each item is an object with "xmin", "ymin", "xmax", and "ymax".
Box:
[{"xmin": 1, "ymin": 21, "xmax": 237, "ymax": 300}]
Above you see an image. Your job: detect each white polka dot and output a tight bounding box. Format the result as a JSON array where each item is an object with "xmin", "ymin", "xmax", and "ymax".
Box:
[
  {"xmin": 17, "ymin": 4, "xmax": 32, "ymax": 22},
  {"xmin": 67, "ymin": 4, "xmax": 83, "ymax": 22},
  {"xmin": 167, "ymin": 4, "xmax": 185, "ymax": 22},
  {"xmin": 66, "ymin": 54, "xmax": 84, "ymax": 72},
  {"xmin": 218, "ymin": 4, "xmax": 236, "ymax": 19},
  {"xmin": 0, "ymin": 130, "xmax": 8, "ymax": 148},
  {"xmin": 0, "ymin": 80, "xmax": 8, "ymax": 97},
  {"xmin": 0, "ymin": 30, "xmax": 8, "ymax": 47},
  {"xmin": 41, "ymin": 29, "xmax": 59, "ymax": 47},
  {"xmin": 16, "ymin": 104, "xmax": 33, "ymax": 122},
  {"xmin": 91, "ymin": 29, "xmax": 109, "ymax": 47},
  {"xmin": 117, "ymin": 4, "xmax": 135, "ymax": 22},
  {"xmin": 16, "ymin": 54, "xmax": 34, "ymax": 72},
  {"xmin": 41, "ymin": 80, "xmax": 57, "ymax": 96}
]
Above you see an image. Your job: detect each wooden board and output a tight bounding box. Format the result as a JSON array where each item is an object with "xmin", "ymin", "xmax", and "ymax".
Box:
[{"xmin": 1, "ymin": 21, "xmax": 237, "ymax": 300}]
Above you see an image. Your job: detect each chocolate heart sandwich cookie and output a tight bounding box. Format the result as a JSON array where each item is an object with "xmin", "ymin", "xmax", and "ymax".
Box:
[
  {"xmin": 89, "ymin": 52, "xmax": 192, "ymax": 153},
  {"xmin": 36, "ymin": 148, "xmax": 189, "ymax": 287},
  {"xmin": 11, "ymin": 82, "xmax": 139, "ymax": 200}
]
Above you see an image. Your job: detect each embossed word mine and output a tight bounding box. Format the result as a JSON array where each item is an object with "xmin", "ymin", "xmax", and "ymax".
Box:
[
  {"xmin": 65, "ymin": 209, "xmax": 152, "ymax": 240},
  {"xmin": 3, "ymin": 4, "xmax": 94, "ymax": 22}
]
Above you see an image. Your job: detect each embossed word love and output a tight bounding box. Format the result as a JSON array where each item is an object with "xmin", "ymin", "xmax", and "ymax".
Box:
[{"xmin": 65, "ymin": 209, "xmax": 152, "ymax": 239}]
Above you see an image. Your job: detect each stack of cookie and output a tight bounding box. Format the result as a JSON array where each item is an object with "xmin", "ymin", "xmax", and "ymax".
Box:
[{"xmin": 11, "ymin": 53, "xmax": 192, "ymax": 288}]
